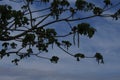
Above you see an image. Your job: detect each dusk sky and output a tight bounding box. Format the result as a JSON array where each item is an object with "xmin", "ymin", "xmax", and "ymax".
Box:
[{"xmin": 0, "ymin": 0, "xmax": 120, "ymax": 80}]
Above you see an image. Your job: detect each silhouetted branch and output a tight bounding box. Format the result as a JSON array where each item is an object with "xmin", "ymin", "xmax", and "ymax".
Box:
[
  {"xmin": 104, "ymin": 2, "xmax": 120, "ymax": 11},
  {"xmin": 57, "ymin": 46, "xmax": 74, "ymax": 57}
]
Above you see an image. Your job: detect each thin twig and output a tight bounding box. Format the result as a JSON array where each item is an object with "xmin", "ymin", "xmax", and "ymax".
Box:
[
  {"xmin": 27, "ymin": 2, "xmax": 33, "ymax": 27},
  {"xmin": 32, "ymin": 54, "xmax": 50, "ymax": 60},
  {"xmin": 58, "ymin": 46, "xmax": 74, "ymax": 57},
  {"xmin": 24, "ymin": 7, "xmax": 51, "ymax": 15},
  {"xmin": 55, "ymin": 32, "xmax": 73, "ymax": 37},
  {"xmin": 104, "ymin": 2, "xmax": 120, "ymax": 12}
]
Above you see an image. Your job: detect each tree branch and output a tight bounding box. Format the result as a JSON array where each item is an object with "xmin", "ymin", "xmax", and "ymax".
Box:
[
  {"xmin": 25, "ymin": 7, "xmax": 51, "ymax": 15},
  {"xmin": 104, "ymin": 2, "xmax": 120, "ymax": 12},
  {"xmin": 27, "ymin": 2, "xmax": 33, "ymax": 27},
  {"xmin": 55, "ymin": 32, "xmax": 73, "ymax": 38},
  {"xmin": 31, "ymin": 54, "xmax": 50, "ymax": 60},
  {"xmin": 0, "ymin": 15, "xmax": 98, "ymax": 41},
  {"xmin": 57, "ymin": 46, "xmax": 74, "ymax": 57}
]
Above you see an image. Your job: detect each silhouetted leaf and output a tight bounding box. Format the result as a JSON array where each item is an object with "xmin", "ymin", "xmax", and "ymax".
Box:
[
  {"xmin": 75, "ymin": 0, "xmax": 87, "ymax": 10},
  {"xmin": 94, "ymin": 53, "xmax": 104, "ymax": 64},
  {"xmin": 77, "ymin": 23, "xmax": 96, "ymax": 38},
  {"xmin": 104, "ymin": 0, "xmax": 112, "ymax": 6},
  {"xmin": 0, "ymin": 49, "xmax": 6, "ymax": 59},
  {"xmin": 50, "ymin": 56, "xmax": 59, "ymax": 63},
  {"xmin": 93, "ymin": 7, "xmax": 103, "ymax": 15},
  {"xmin": 27, "ymin": 48, "xmax": 33, "ymax": 54},
  {"xmin": 22, "ymin": 34, "xmax": 35, "ymax": 47},
  {"xmin": 12, "ymin": 58, "xmax": 20, "ymax": 65},
  {"xmin": 62, "ymin": 40, "xmax": 72, "ymax": 50},
  {"xmin": 10, "ymin": 42, "xmax": 17, "ymax": 49},
  {"xmin": 74, "ymin": 53, "xmax": 85, "ymax": 61},
  {"xmin": 2, "ymin": 42, "xmax": 9, "ymax": 49}
]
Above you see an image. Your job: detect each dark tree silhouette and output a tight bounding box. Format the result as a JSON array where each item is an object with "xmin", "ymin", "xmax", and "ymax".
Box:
[{"xmin": 0, "ymin": 0, "xmax": 120, "ymax": 65}]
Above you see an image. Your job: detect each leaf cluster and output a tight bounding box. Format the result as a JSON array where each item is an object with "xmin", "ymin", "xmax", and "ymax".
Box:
[
  {"xmin": 94, "ymin": 53, "xmax": 104, "ymax": 64},
  {"xmin": 74, "ymin": 53, "xmax": 85, "ymax": 61},
  {"xmin": 0, "ymin": 0, "xmax": 119, "ymax": 65}
]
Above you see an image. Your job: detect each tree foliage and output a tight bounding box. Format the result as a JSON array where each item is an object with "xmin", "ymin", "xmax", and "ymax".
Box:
[{"xmin": 0, "ymin": 0, "xmax": 120, "ymax": 65}]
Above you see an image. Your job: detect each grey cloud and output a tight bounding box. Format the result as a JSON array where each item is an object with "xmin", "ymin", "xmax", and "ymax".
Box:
[
  {"xmin": 0, "ymin": 69, "xmax": 120, "ymax": 80},
  {"xmin": 1, "ymin": 59, "xmax": 120, "ymax": 80}
]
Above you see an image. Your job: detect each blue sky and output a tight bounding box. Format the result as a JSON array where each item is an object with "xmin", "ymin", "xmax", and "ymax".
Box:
[{"xmin": 0, "ymin": 0, "xmax": 120, "ymax": 80}]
